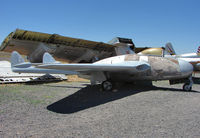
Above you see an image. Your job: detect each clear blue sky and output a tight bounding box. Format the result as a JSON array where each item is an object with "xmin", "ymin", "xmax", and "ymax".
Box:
[{"xmin": 0, "ymin": 0, "xmax": 200, "ymax": 54}]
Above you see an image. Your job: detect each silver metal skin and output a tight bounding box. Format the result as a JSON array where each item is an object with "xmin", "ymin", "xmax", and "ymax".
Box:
[
  {"xmin": 178, "ymin": 59, "xmax": 194, "ymax": 77},
  {"xmin": 11, "ymin": 51, "xmax": 194, "ymax": 91}
]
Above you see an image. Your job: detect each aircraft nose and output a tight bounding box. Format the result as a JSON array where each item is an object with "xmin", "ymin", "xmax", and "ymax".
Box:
[{"xmin": 178, "ymin": 59, "xmax": 193, "ymax": 76}]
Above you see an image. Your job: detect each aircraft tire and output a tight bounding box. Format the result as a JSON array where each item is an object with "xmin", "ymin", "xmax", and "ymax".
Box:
[
  {"xmin": 183, "ymin": 83, "xmax": 192, "ymax": 91},
  {"xmin": 102, "ymin": 81, "xmax": 113, "ymax": 91}
]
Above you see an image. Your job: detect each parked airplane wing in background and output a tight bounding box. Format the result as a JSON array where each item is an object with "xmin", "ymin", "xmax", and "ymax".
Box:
[
  {"xmin": 0, "ymin": 29, "xmax": 152, "ymax": 63},
  {"xmin": 0, "ymin": 29, "xmax": 118, "ymax": 63}
]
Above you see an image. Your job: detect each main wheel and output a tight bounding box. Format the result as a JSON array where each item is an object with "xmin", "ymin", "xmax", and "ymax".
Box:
[
  {"xmin": 183, "ymin": 83, "xmax": 192, "ymax": 91},
  {"xmin": 102, "ymin": 81, "xmax": 113, "ymax": 91}
]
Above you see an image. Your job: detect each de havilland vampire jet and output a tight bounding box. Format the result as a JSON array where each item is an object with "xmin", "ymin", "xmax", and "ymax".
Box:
[{"xmin": 11, "ymin": 51, "xmax": 194, "ymax": 91}]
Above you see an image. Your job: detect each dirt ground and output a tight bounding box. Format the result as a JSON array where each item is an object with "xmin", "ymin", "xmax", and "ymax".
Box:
[{"xmin": 1, "ymin": 81, "xmax": 200, "ymax": 137}]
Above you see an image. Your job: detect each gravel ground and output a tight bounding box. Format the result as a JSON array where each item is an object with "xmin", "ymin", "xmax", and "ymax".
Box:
[{"xmin": 0, "ymin": 81, "xmax": 200, "ymax": 137}]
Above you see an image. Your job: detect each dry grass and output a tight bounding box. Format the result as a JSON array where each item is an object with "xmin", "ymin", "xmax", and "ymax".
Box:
[
  {"xmin": 67, "ymin": 75, "xmax": 89, "ymax": 82},
  {"xmin": 0, "ymin": 51, "xmax": 11, "ymax": 61}
]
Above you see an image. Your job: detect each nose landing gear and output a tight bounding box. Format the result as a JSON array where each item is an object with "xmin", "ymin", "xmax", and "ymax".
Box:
[{"xmin": 183, "ymin": 76, "xmax": 193, "ymax": 91}]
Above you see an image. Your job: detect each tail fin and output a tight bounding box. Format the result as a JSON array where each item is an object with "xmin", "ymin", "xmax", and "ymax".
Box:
[
  {"xmin": 43, "ymin": 52, "xmax": 60, "ymax": 64},
  {"xmin": 197, "ymin": 46, "xmax": 200, "ymax": 54},
  {"xmin": 11, "ymin": 51, "xmax": 25, "ymax": 67},
  {"xmin": 165, "ymin": 42, "xmax": 176, "ymax": 55}
]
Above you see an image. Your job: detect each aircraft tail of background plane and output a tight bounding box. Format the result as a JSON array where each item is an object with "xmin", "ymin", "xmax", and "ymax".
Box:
[
  {"xmin": 165, "ymin": 42, "xmax": 176, "ymax": 55},
  {"xmin": 197, "ymin": 46, "xmax": 200, "ymax": 55}
]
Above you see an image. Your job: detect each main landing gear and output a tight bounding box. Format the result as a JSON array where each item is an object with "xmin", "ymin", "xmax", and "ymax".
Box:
[
  {"xmin": 183, "ymin": 76, "xmax": 193, "ymax": 91},
  {"xmin": 102, "ymin": 80, "xmax": 113, "ymax": 91}
]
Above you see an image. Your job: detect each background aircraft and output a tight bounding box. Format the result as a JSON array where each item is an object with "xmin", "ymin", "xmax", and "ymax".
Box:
[
  {"xmin": 11, "ymin": 51, "xmax": 194, "ymax": 91},
  {"xmin": 165, "ymin": 45, "xmax": 200, "ymax": 71},
  {"xmin": 0, "ymin": 29, "xmax": 142, "ymax": 63},
  {"xmin": 2, "ymin": 29, "xmax": 198, "ymax": 65},
  {"xmin": 171, "ymin": 46, "xmax": 200, "ymax": 58},
  {"xmin": 137, "ymin": 43, "xmax": 176, "ymax": 56},
  {"xmin": 138, "ymin": 43, "xmax": 200, "ymax": 72}
]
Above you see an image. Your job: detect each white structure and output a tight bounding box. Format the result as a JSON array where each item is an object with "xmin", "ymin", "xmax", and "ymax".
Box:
[{"xmin": 0, "ymin": 61, "xmax": 67, "ymax": 83}]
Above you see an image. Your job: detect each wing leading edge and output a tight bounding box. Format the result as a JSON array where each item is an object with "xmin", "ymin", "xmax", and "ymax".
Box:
[
  {"xmin": 11, "ymin": 51, "xmax": 150, "ymax": 74},
  {"xmin": 37, "ymin": 62, "xmax": 150, "ymax": 73}
]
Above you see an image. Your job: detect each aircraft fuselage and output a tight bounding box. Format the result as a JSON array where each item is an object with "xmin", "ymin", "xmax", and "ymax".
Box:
[{"xmin": 88, "ymin": 54, "xmax": 193, "ymax": 83}]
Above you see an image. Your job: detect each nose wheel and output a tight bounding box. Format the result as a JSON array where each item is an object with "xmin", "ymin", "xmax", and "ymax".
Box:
[
  {"xmin": 102, "ymin": 81, "xmax": 113, "ymax": 91},
  {"xmin": 183, "ymin": 83, "xmax": 192, "ymax": 91},
  {"xmin": 183, "ymin": 76, "xmax": 193, "ymax": 91}
]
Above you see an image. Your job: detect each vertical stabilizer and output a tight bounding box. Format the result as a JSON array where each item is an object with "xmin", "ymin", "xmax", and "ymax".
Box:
[
  {"xmin": 197, "ymin": 46, "xmax": 200, "ymax": 55},
  {"xmin": 165, "ymin": 42, "xmax": 176, "ymax": 55},
  {"xmin": 43, "ymin": 52, "xmax": 60, "ymax": 64},
  {"xmin": 11, "ymin": 51, "xmax": 25, "ymax": 67}
]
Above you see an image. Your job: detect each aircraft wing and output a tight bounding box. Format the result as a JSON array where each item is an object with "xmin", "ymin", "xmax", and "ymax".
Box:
[
  {"xmin": 11, "ymin": 51, "xmax": 150, "ymax": 74},
  {"xmin": 1, "ymin": 29, "xmax": 148, "ymax": 63},
  {"xmin": 36, "ymin": 62, "xmax": 150, "ymax": 73},
  {"xmin": 1, "ymin": 29, "xmax": 117, "ymax": 63}
]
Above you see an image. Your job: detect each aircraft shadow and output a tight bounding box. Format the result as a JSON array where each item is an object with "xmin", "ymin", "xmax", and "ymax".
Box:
[
  {"xmin": 193, "ymin": 77, "xmax": 200, "ymax": 84},
  {"xmin": 154, "ymin": 86, "xmax": 199, "ymax": 93},
  {"xmin": 44, "ymin": 85, "xmax": 84, "ymax": 89},
  {"xmin": 46, "ymin": 84, "xmax": 199, "ymax": 114}
]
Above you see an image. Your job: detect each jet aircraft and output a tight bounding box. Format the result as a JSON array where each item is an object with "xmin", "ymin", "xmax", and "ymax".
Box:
[
  {"xmin": 139, "ymin": 44, "xmax": 200, "ymax": 72},
  {"xmin": 138, "ymin": 43, "xmax": 176, "ymax": 56},
  {"xmin": 169, "ymin": 46, "xmax": 200, "ymax": 58},
  {"xmin": 162, "ymin": 45, "xmax": 200, "ymax": 72},
  {"xmin": 137, "ymin": 43, "xmax": 176, "ymax": 56},
  {"xmin": 11, "ymin": 51, "xmax": 194, "ymax": 91},
  {"xmin": 168, "ymin": 46, "xmax": 200, "ymax": 71}
]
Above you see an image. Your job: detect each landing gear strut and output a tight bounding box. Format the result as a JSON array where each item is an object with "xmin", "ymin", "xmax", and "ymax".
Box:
[
  {"xmin": 102, "ymin": 80, "xmax": 113, "ymax": 91},
  {"xmin": 183, "ymin": 76, "xmax": 193, "ymax": 91}
]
